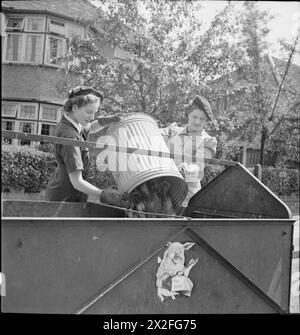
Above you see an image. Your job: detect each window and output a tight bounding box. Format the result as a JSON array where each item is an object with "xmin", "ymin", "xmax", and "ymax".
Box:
[
  {"xmin": 26, "ymin": 17, "xmax": 45, "ymax": 32},
  {"xmin": 5, "ymin": 33, "xmax": 24, "ymax": 61},
  {"xmin": 25, "ymin": 34, "xmax": 44, "ymax": 63},
  {"xmin": 40, "ymin": 123, "xmax": 56, "ymax": 136},
  {"xmin": 2, "ymin": 120, "xmax": 14, "ymax": 131},
  {"xmin": 2, "ymin": 120, "xmax": 15, "ymax": 144},
  {"xmin": 40, "ymin": 106, "xmax": 59, "ymax": 121},
  {"xmin": 46, "ymin": 36, "xmax": 65, "ymax": 65},
  {"xmin": 19, "ymin": 121, "xmax": 36, "ymax": 145},
  {"xmin": 18, "ymin": 104, "xmax": 38, "ymax": 119},
  {"xmin": 48, "ymin": 19, "xmax": 66, "ymax": 36},
  {"xmin": 6, "ymin": 17, "xmax": 24, "ymax": 31},
  {"xmin": 1, "ymin": 103, "xmax": 18, "ymax": 117}
]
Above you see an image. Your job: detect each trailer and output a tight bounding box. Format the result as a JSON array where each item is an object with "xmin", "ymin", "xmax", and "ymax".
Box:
[{"xmin": 1, "ymin": 163, "xmax": 295, "ymax": 314}]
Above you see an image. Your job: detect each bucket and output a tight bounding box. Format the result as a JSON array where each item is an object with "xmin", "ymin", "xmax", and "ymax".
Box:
[{"xmin": 102, "ymin": 113, "xmax": 188, "ymax": 209}]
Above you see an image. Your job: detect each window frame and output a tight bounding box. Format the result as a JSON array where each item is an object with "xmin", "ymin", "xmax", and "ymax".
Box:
[
  {"xmin": 17, "ymin": 119, "xmax": 37, "ymax": 146},
  {"xmin": 1, "ymin": 118, "xmax": 16, "ymax": 145},
  {"xmin": 44, "ymin": 34, "xmax": 66, "ymax": 67},
  {"xmin": 38, "ymin": 121, "xmax": 57, "ymax": 136},
  {"xmin": 39, "ymin": 104, "xmax": 60, "ymax": 122},
  {"xmin": 24, "ymin": 33, "xmax": 45, "ymax": 64},
  {"xmin": 17, "ymin": 120, "xmax": 38, "ymax": 134},
  {"xmin": 17, "ymin": 103, "xmax": 38, "ymax": 120},
  {"xmin": 1, "ymin": 102, "xmax": 18, "ymax": 117},
  {"xmin": 25, "ymin": 16, "xmax": 46, "ymax": 33},
  {"xmin": 6, "ymin": 16, "xmax": 25, "ymax": 32},
  {"xmin": 2, "ymin": 119, "xmax": 16, "ymax": 131},
  {"xmin": 3, "ymin": 32, "xmax": 26, "ymax": 63}
]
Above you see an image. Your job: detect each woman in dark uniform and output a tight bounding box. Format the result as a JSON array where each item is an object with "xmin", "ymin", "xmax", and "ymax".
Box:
[{"xmin": 46, "ymin": 86, "xmax": 128, "ymax": 207}]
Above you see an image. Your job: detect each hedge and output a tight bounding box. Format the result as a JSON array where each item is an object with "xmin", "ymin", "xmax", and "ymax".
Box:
[
  {"xmin": 1, "ymin": 145, "xmax": 115, "ymax": 193},
  {"xmin": 1, "ymin": 145, "xmax": 299, "ymax": 196},
  {"xmin": 2, "ymin": 145, "xmax": 57, "ymax": 193},
  {"xmin": 261, "ymin": 167, "xmax": 299, "ymax": 196}
]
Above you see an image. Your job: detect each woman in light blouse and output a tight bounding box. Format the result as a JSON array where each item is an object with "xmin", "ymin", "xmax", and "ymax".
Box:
[{"xmin": 161, "ymin": 95, "xmax": 217, "ymax": 207}]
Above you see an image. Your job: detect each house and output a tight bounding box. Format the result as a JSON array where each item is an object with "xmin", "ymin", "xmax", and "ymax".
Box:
[
  {"xmin": 1, "ymin": 0, "xmax": 124, "ymax": 146},
  {"xmin": 207, "ymin": 55, "xmax": 300, "ymax": 167}
]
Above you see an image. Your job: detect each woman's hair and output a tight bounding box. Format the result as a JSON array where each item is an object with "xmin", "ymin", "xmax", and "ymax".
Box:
[
  {"xmin": 184, "ymin": 95, "xmax": 213, "ymax": 120},
  {"xmin": 64, "ymin": 85, "xmax": 103, "ymax": 113},
  {"xmin": 64, "ymin": 94, "xmax": 100, "ymax": 113},
  {"xmin": 184, "ymin": 102, "xmax": 202, "ymax": 118}
]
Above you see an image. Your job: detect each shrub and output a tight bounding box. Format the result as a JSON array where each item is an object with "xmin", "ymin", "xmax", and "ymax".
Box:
[
  {"xmin": 261, "ymin": 167, "xmax": 299, "ymax": 196},
  {"xmin": 2, "ymin": 145, "xmax": 299, "ymax": 197},
  {"xmin": 84, "ymin": 158, "xmax": 116, "ymax": 189},
  {"xmin": 1, "ymin": 145, "xmax": 116, "ymax": 193},
  {"xmin": 1, "ymin": 145, "xmax": 57, "ymax": 193},
  {"xmin": 201, "ymin": 164, "xmax": 299, "ymax": 196},
  {"xmin": 34, "ymin": 142, "xmax": 55, "ymax": 153}
]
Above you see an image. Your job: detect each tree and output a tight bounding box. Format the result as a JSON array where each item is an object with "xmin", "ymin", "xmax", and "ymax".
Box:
[
  {"xmin": 59, "ymin": 0, "xmax": 299, "ymax": 167},
  {"xmin": 61, "ymin": 0, "xmax": 249, "ymax": 126},
  {"xmin": 206, "ymin": 1, "xmax": 300, "ymax": 166}
]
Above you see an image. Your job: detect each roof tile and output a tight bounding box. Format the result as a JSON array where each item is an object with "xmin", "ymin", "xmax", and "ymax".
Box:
[{"xmin": 1, "ymin": 0, "xmax": 99, "ymax": 22}]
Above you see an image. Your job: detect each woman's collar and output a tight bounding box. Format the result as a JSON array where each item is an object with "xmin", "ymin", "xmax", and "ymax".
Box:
[{"xmin": 64, "ymin": 113, "xmax": 82, "ymax": 134}]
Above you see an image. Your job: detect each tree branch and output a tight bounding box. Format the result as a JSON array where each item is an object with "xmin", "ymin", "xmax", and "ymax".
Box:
[
  {"xmin": 267, "ymin": 115, "xmax": 285, "ymax": 138},
  {"xmin": 268, "ymin": 36, "xmax": 299, "ymax": 122}
]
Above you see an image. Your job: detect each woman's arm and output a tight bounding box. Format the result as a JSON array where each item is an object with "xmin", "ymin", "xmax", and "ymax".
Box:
[
  {"xmin": 69, "ymin": 170, "xmax": 102, "ymax": 198},
  {"xmin": 68, "ymin": 170, "xmax": 129, "ymax": 206}
]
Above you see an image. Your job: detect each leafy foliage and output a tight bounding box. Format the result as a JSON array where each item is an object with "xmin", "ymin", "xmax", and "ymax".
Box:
[
  {"xmin": 261, "ymin": 167, "xmax": 299, "ymax": 196},
  {"xmin": 58, "ymin": 0, "xmax": 299, "ymax": 167},
  {"xmin": 1, "ymin": 145, "xmax": 57, "ymax": 193},
  {"xmin": 1, "ymin": 145, "xmax": 115, "ymax": 192}
]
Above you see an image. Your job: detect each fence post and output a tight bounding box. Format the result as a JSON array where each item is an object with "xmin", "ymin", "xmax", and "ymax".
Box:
[{"xmin": 254, "ymin": 164, "xmax": 262, "ymax": 181}]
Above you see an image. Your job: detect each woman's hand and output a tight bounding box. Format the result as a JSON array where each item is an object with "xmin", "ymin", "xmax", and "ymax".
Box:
[
  {"xmin": 178, "ymin": 162, "xmax": 200, "ymax": 182},
  {"xmin": 89, "ymin": 113, "xmax": 126, "ymax": 133},
  {"xmin": 178, "ymin": 162, "xmax": 189, "ymax": 179},
  {"xmin": 100, "ymin": 186, "xmax": 130, "ymax": 208},
  {"xmin": 97, "ymin": 113, "xmax": 126, "ymax": 127}
]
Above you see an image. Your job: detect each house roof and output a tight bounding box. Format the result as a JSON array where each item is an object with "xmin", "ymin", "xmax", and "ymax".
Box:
[{"xmin": 1, "ymin": 0, "xmax": 100, "ymax": 24}]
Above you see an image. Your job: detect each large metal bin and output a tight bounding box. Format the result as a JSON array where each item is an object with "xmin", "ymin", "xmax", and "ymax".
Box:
[{"xmin": 1, "ymin": 163, "xmax": 295, "ymax": 314}]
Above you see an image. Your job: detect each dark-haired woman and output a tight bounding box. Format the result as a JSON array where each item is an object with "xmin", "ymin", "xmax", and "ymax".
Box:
[
  {"xmin": 161, "ymin": 95, "xmax": 217, "ymax": 207},
  {"xmin": 46, "ymin": 86, "xmax": 128, "ymax": 207}
]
